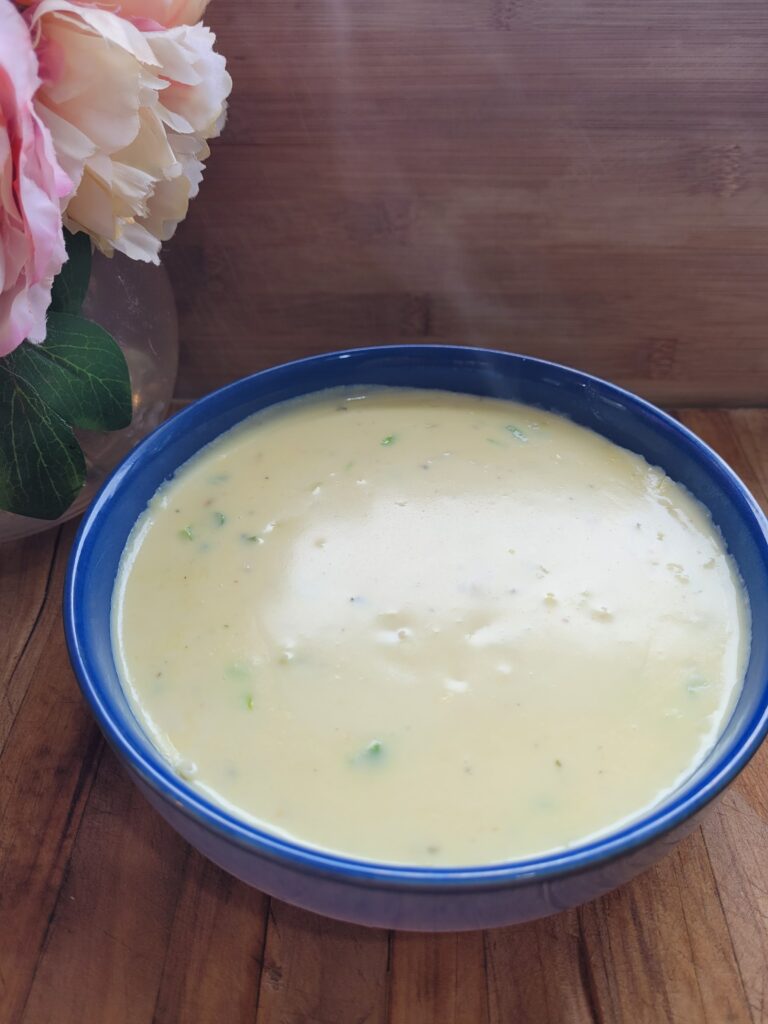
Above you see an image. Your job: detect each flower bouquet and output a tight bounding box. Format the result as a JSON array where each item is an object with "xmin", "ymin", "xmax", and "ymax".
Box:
[{"xmin": 0, "ymin": 0, "xmax": 230, "ymax": 522}]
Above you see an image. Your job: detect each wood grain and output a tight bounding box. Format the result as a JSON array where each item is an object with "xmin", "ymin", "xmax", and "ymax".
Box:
[
  {"xmin": 0, "ymin": 523, "xmax": 102, "ymax": 1024},
  {"xmin": 166, "ymin": 0, "xmax": 768, "ymax": 406},
  {"xmin": 19, "ymin": 750, "xmax": 186, "ymax": 1024},
  {"xmin": 484, "ymin": 911, "xmax": 600, "ymax": 1022},
  {"xmin": 388, "ymin": 931, "xmax": 489, "ymax": 1022},
  {"xmin": 0, "ymin": 531, "xmax": 59, "ymax": 753},
  {"xmin": 152, "ymin": 853, "xmax": 269, "ymax": 1024},
  {"xmin": 579, "ymin": 839, "xmax": 749, "ymax": 1024},
  {"xmin": 1, "ymin": 408, "xmax": 767, "ymax": 1024},
  {"xmin": 254, "ymin": 900, "xmax": 389, "ymax": 1023}
]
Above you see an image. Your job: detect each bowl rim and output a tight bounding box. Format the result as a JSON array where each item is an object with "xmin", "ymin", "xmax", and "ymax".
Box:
[{"xmin": 64, "ymin": 344, "xmax": 768, "ymax": 891}]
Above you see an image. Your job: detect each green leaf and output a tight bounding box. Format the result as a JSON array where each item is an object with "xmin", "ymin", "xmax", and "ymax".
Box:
[
  {"xmin": 0, "ymin": 367, "xmax": 86, "ymax": 519},
  {"xmin": 5, "ymin": 314, "xmax": 132, "ymax": 432},
  {"xmin": 0, "ymin": 312, "xmax": 132, "ymax": 518},
  {"xmin": 50, "ymin": 229, "xmax": 92, "ymax": 315}
]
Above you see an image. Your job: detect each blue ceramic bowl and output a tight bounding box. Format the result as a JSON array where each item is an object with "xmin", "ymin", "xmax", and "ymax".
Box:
[{"xmin": 65, "ymin": 345, "xmax": 768, "ymax": 931}]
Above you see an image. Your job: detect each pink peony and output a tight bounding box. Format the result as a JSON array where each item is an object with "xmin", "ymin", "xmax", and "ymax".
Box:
[
  {"xmin": 17, "ymin": 0, "xmax": 211, "ymax": 28},
  {"xmin": 113, "ymin": 0, "xmax": 211, "ymax": 28},
  {"xmin": 0, "ymin": 2, "xmax": 71, "ymax": 357},
  {"xmin": 27, "ymin": 0, "xmax": 231, "ymax": 263}
]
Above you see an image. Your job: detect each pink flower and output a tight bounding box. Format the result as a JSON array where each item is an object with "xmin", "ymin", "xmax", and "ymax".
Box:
[
  {"xmin": 27, "ymin": 0, "xmax": 231, "ymax": 263},
  {"xmin": 113, "ymin": 0, "xmax": 211, "ymax": 28},
  {"xmin": 17, "ymin": 0, "xmax": 211, "ymax": 28},
  {"xmin": 0, "ymin": 3, "xmax": 71, "ymax": 357}
]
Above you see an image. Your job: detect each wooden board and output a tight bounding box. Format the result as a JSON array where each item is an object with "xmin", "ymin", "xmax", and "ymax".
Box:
[
  {"xmin": 165, "ymin": 1, "xmax": 768, "ymax": 406},
  {"xmin": 1, "ymin": 407, "xmax": 767, "ymax": 1023}
]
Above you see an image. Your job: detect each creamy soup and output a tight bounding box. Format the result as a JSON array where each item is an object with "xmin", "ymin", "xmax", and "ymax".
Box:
[{"xmin": 113, "ymin": 388, "xmax": 749, "ymax": 866}]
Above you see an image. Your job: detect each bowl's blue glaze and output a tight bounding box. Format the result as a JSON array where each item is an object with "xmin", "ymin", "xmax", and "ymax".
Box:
[{"xmin": 64, "ymin": 346, "xmax": 768, "ymax": 931}]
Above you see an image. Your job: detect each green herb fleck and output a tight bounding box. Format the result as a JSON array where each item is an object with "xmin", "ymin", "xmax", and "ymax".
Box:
[
  {"xmin": 381, "ymin": 435, "xmax": 396, "ymax": 447},
  {"xmin": 555, "ymin": 758, "xmax": 563, "ymax": 768},
  {"xmin": 241, "ymin": 533, "xmax": 263, "ymax": 544},
  {"xmin": 214, "ymin": 510, "xmax": 226, "ymax": 527},
  {"xmin": 344, "ymin": 461, "xmax": 355, "ymax": 471},
  {"xmin": 245, "ymin": 694, "xmax": 254, "ymax": 710},
  {"xmin": 350, "ymin": 738, "xmax": 385, "ymax": 765},
  {"xmin": 505, "ymin": 425, "xmax": 528, "ymax": 442},
  {"xmin": 179, "ymin": 525, "xmax": 195, "ymax": 541}
]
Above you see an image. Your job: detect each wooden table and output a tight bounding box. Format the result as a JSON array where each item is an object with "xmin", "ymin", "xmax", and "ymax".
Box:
[{"xmin": 1, "ymin": 407, "xmax": 766, "ymax": 1023}]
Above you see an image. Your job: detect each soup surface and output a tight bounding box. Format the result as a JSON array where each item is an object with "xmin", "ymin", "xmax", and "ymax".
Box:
[{"xmin": 113, "ymin": 388, "xmax": 749, "ymax": 866}]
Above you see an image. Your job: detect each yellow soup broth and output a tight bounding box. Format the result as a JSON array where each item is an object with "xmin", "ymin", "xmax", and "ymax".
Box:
[{"xmin": 113, "ymin": 389, "xmax": 749, "ymax": 866}]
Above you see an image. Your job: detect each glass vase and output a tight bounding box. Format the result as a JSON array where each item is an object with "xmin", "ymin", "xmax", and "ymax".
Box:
[{"xmin": 0, "ymin": 252, "xmax": 179, "ymax": 543}]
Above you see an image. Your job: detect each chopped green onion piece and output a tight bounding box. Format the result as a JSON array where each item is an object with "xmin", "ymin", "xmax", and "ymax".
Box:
[
  {"xmin": 241, "ymin": 533, "xmax": 263, "ymax": 544},
  {"xmin": 366, "ymin": 740, "xmax": 383, "ymax": 756},
  {"xmin": 245, "ymin": 694, "xmax": 254, "ymax": 710},
  {"xmin": 214, "ymin": 510, "xmax": 226, "ymax": 526},
  {"xmin": 381, "ymin": 435, "xmax": 396, "ymax": 447},
  {"xmin": 505, "ymin": 425, "xmax": 528, "ymax": 442},
  {"xmin": 179, "ymin": 525, "xmax": 194, "ymax": 541}
]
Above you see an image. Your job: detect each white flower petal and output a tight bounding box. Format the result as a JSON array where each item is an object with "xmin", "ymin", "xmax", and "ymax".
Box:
[
  {"xmin": 30, "ymin": 1, "xmax": 159, "ymax": 66},
  {"xmin": 31, "ymin": 2, "xmax": 228, "ymax": 263}
]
